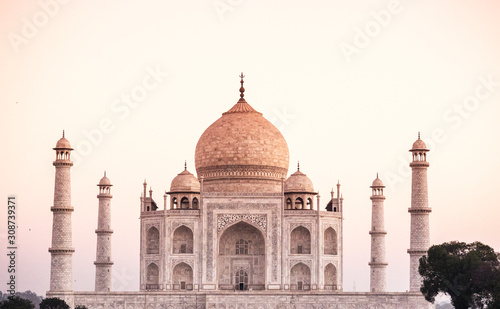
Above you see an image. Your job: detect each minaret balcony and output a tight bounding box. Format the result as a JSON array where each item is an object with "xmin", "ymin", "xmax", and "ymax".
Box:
[
  {"xmin": 50, "ymin": 206, "xmax": 74, "ymax": 212},
  {"xmin": 409, "ymin": 161, "xmax": 429, "ymax": 168},
  {"xmin": 95, "ymin": 229, "xmax": 113, "ymax": 234},
  {"xmin": 408, "ymin": 207, "xmax": 432, "ymax": 213},
  {"xmin": 94, "ymin": 261, "xmax": 114, "ymax": 266},
  {"xmin": 369, "ymin": 230, "xmax": 387, "ymax": 235},
  {"xmin": 48, "ymin": 248, "xmax": 75, "ymax": 254},
  {"xmin": 52, "ymin": 160, "xmax": 74, "ymax": 167},
  {"xmin": 407, "ymin": 249, "xmax": 428, "ymax": 255}
]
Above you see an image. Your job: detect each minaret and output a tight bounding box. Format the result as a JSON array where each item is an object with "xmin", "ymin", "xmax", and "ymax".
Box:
[
  {"xmin": 408, "ymin": 133, "xmax": 431, "ymax": 292},
  {"xmin": 49, "ymin": 131, "xmax": 75, "ymax": 296},
  {"xmin": 369, "ymin": 174, "xmax": 387, "ymax": 292},
  {"xmin": 94, "ymin": 172, "xmax": 114, "ymax": 292}
]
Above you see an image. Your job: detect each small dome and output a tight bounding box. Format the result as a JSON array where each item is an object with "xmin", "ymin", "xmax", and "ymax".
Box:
[
  {"xmin": 411, "ymin": 133, "xmax": 428, "ymax": 150},
  {"xmin": 412, "ymin": 139, "xmax": 427, "ymax": 150},
  {"xmin": 99, "ymin": 174, "xmax": 112, "ymax": 186},
  {"xmin": 284, "ymin": 169, "xmax": 315, "ymax": 193},
  {"xmin": 54, "ymin": 135, "xmax": 73, "ymax": 149},
  {"xmin": 371, "ymin": 176, "xmax": 384, "ymax": 187},
  {"xmin": 54, "ymin": 131, "xmax": 72, "ymax": 149},
  {"xmin": 170, "ymin": 169, "xmax": 200, "ymax": 193}
]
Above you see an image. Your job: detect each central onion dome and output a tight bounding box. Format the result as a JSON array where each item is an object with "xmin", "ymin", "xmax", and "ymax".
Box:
[{"xmin": 195, "ymin": 74, "xmax": 289, "ymax": 191}]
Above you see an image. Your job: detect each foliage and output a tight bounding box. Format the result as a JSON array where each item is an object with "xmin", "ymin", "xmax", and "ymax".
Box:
[
  {"xmin": 419, "ymin": 241, "xmax": 500, "ymax": 309},
  {"xmin": 18, "ymin": 291, "xmax": 43, "ymax": 309},
  {"xmin": 39, "ymin": 298, "xmax": 69, "ymax": 309},
  {"xmin": 0, "ymin": 295, "xmax": 35, "ymax": 309},
  {"xmin": 75, "ymin": 306, "xmax": 88, "ymax": 309}
]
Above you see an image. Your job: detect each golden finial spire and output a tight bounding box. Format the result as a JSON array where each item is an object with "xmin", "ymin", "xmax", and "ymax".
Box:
[
  {"xmin": 418, "ymin": 132, "xmax": 420, "ymax": 139},
  {"xmin": 184, "ymin": 160, "xmax": 187, "ymax": 170},
  {"xmin": 297, "ymin": 161, "xmax": 300, "ymax": 171},
  {"xmin": 62, "ymin": 130, "xmax": 65, "ymax": 138}
]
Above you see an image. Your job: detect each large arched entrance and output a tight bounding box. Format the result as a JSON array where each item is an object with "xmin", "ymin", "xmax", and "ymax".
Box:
[{"xmin": 218, "ymin": 221, "xmax": 265, "ymax": 290}]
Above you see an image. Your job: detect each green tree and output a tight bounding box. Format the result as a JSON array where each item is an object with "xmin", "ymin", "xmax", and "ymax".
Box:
[
  {"xmin": 39, "ymin": 298, "xmax": 69, "ymax": 309},
  {"xmin": 0, "ymin": 295, "xmax": 35, "ymax": 309},
  {"xmin": 419, "ymin": 241, "xmax": 500, "ymax": 309}
]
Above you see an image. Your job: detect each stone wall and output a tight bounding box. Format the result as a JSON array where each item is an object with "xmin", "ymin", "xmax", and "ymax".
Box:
[{"xmin": 73, "ymin": 291, "xmax": 434, "ymax": 309}]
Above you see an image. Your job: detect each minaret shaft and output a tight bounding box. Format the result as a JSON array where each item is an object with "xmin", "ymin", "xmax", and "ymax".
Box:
[
  {"xmin": 369, "ymin": 177, "xmax": 387, "ymax": 292},
  {"xmin": 408, "ymin": 136, "xmax": 431, "ymax": 292},
  {"xmin": 95, "ymin": 175, "xmax": 114, "ymax": 292},
  {"xmin": 49, "ymin": 136, "xmax": 74, "ymax": 293}
]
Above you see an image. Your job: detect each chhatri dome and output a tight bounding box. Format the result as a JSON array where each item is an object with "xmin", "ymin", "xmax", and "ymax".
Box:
[
  {"xmin": 411, "ymin": 132, "xmax": 428, "ymax": 150},
  {"xmin": 54, "ymin": 130, "xmax": 73, "ymax": 149},
  {"xmin": 169, "ymin": 163, "xmax": 200, "ymax": 193},
  {"xmin": 98, "ymin": 171, "xmax": 112, "ymax": 186},
  {"xmin": 195, "ymin": 73, "xmax": 289, "ymax": 192},
  {"xmin": 284, "ymin": 163, "xmax": 315, "ymax": 193},
  {"xmin": 371, "ymin": 173, "xmax": 384, "ymax": 187}
]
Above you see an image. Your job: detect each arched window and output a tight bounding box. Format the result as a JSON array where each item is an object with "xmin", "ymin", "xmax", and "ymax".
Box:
[
  {"xmin": 172, "ymin": 262, "xmax": 193, "ymax": 290},
  {"xmin": 192, "ymin": 197, "xmax": 199, "ymax": 209},
  {"xmin": 235, "ymin": 239, "xmax": 249, "ymax": 255},
  {"xmin": 324, "ymin": 263, "xmax": 337, "ymax": 290},
  {"xmin": 146, "ymin": 227, "xmax": 159, "ymax": 254},
  {"xmin": 324, "ymin": 227, "xmax": 337, "ymax": 255},
  {"xmin": 235, "ymin": 269, "xmax": 249, "ymax": 290},
  {"xmin": 172, "ymin": 197, "xmax": 178, "ymax": 209},
  {"xmin": 286, "ymin": 198, "xmax": 292, "ymax": 209},
  {"xmin": 290, "ymin": 226, "xmax": 311, "ymax": 254},
  {"xmin": 146, "ymin": 263, "xmax": 159, "ymax": 289},
  {"xmin": 295, "ymin": 198, "xmax": 304, "ymax": 209},
  {"xmin": 306, "ymin": 198, "xmax": 312, "ymax": 209},
  {"xmin": 173, "ymin": 226, "xmax": 193, "ymax": 254},
  {"xmin": 181, "ymin": 197, "xmax": 189, "ymax": 209},
  {"xmin": 290, "ymin": 263, "xmax": 310, "ymax": 290}
]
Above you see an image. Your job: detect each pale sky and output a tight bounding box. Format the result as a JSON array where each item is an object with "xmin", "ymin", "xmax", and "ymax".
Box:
[{"xmin": 1, "ymin": 0, "xmax": 500, "ymax": 296}]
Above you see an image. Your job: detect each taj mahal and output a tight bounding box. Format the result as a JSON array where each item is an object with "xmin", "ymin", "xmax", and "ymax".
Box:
[{"xmin": 47, "ymin": 74, "xmax": 433, "ymax": 308}]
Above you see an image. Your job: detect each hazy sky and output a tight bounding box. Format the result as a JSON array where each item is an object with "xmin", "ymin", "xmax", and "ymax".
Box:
[{"xmin": 1, "ymin": 0, "xmax": 500, "ymax": 296}]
